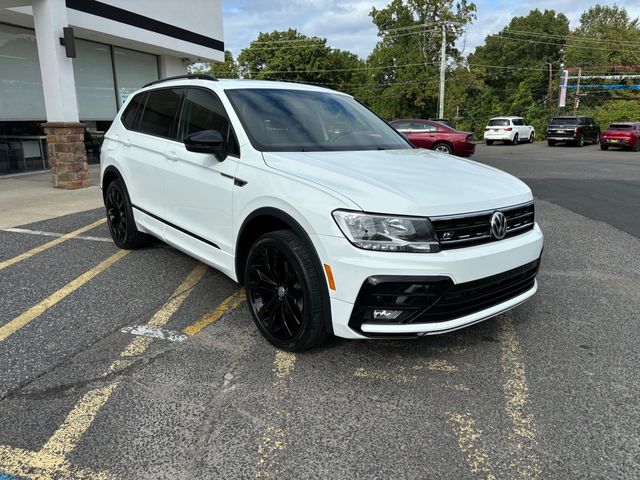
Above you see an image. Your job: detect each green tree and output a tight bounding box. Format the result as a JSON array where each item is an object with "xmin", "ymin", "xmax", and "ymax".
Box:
[
  {"xmin": 236, "ymin": 29, "xmax": 366, "ymax": 96},
  {"xmin": 362, "ymin": 0, "xmax": 476, "ymax": 119},
  {"xmin": 206, "ymin": 50, "xmax": 239, "ymax": 78}
]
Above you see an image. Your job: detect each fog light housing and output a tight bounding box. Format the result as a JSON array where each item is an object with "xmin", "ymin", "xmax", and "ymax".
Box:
[{"xmin": 372, "ymin": 309, "xmax": 403, "ymax": 320}]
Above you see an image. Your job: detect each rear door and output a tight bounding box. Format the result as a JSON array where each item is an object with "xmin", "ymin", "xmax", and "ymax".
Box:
[
  {"xmin": 409, "ymin": 121, "xmax": 437, "ymax": 148},
  {"xmin": 163, "ymin": 87, "xmax": 240, "ymax": 273},
  {"xmin": 122, "ymin": 87, "xmax": 183, "ymax": 236}
]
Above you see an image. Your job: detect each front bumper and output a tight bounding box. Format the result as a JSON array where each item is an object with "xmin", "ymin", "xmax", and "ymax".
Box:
[{"xmin": 316, "ymin": 224, "xmax": 544, "ymax": 339}]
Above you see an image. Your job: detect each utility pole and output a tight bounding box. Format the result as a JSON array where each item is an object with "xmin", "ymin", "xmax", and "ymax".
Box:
[
  {"xmin": 547, "ymin": 62, "xmax": 553, "ymax": 110},
  {"xmin": 438, "ymin": 23, "xmax": 446, "ymax": 119},
  {"xmin": 573, "ymin": 67, "xmax": 582, "ymax": 116}
]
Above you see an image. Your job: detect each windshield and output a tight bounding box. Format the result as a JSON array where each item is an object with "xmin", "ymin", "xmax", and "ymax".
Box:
[
  {"xmin": 550, "ymin": 118, "xmax": 578, "ymax": 126},
  {"xmin": 607, "ymin": 124, "xmax": 632, "ymax": 130},
  {"xmin": 488, "ymin": 119, "xmax": 510, "ymax": 126},
  {"xmin": 225, "ymin": 88, "xmax": 411, "ymax": 152}
]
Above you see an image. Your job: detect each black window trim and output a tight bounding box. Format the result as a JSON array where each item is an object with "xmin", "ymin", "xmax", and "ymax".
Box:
[
  {"xmin": 127, "ymin": 86, "xmax": 184, "ymax": 141},
  {"xmin": 176, "ymin": 86, "xmax": 241, "ymax": 159}
]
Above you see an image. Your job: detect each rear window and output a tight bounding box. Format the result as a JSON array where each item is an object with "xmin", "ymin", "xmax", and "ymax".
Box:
[
  {"xmin": 607, "ymin": 124, "xmax": 633, "ymax": 130},
  {"xmin": 488, "ymin": 119, "xmax": 510, "ymax": 126},
  {"xmin": 550, "ymin": 118, "xmax": 578, "ymax": 126},
  {"xmin": 139, "ymin": 88, "xmax": 182, "ymax": 138}
]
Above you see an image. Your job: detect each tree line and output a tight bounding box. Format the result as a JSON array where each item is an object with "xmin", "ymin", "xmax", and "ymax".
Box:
[{"xmin": 201, "ymin": 1, "xmax": 640, "ymax": 137}]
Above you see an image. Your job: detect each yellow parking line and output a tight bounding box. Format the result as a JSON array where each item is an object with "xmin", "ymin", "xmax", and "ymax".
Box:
[
  {"xmin": 445, "ymin": 411, "xmax": 496, "ymax": 479},
  {"xmin": 499, "ymin": 314, "xmax": 542, "ymax": 479},
  {"xmin": 183, "ymin": 289, "xmax": 244, "ymax": 336},
  {"xmin": 0, "ymin": 218, "xmax": 107, "ymax": 271},
  {"xmin": 0, "ymin": 249, "xmax": 129, "ymax": 342},
  {"xmin": 0, "ymin": 263, "xmax": 211, "ymax": 478}
]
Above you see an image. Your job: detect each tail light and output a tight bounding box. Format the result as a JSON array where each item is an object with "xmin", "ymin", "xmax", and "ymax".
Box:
[
  {"xmin": 574, "ymin": 127, "xmax": 579, "ymax": 133},
  {"xmin": 504, "ymin": 127, "xmax": 513, "ymax": 131},
  {"xmin": 484, "ymin": 128, "xmax": 489, "ymax": 131}
]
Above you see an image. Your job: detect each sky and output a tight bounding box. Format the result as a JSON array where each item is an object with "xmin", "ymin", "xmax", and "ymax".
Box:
[{"xmin": 222, "ymin": 0, "xmax": 640, "ymax": 60}]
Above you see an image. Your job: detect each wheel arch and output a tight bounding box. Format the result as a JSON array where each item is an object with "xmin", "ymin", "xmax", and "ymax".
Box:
[
  {"xmin": 432, "ymin": 141, "xmax": 453, "ymax": 152},
  {"xmin": 235, "ymin": 207, "xmax": 333, "ymax": 334},
  {"xmin": 101, "ymin": 166, "xmax": 123, "ymax": 202}
]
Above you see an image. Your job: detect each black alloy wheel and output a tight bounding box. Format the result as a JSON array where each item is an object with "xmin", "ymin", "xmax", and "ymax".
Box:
[
  {"xmin": 245, "ymin": 230, "xmax": 329, "ymax": 351},
  {"xmin": 529, "ymin": 132, "xmax": 535, "ymax": 143},
  {"xmin": 105, "ymin": 178, "xmax": 148, "ymax": 249}
]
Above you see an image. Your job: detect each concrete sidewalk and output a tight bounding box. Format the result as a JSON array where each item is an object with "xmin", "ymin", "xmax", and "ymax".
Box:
[{"xmin": 0, "ymin": 165, "xmax": 103, "ymax": 229}]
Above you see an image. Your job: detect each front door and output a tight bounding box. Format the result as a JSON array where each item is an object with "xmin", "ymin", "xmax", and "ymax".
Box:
[{"xmin": 163, "ymin": 87, "xmax": 240, "ymax": 276}]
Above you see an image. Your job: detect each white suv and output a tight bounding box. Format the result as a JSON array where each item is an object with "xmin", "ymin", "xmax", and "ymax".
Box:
[
  {"xmin": 484, "ymin": 116, "xmax": 535, "ymax": 145},
  {"xmin": 101, "ymin": 75, "xmax": 544, "ymax": 351}
]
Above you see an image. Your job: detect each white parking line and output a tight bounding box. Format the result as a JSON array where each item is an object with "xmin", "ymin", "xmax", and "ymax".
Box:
[
  {"xmin": 121, "ymin": 325, "xmax": 189, "ymax": 342},
  {"xmin": 2, "ymin": 227, "xmax": 112, "ymax": 242}
]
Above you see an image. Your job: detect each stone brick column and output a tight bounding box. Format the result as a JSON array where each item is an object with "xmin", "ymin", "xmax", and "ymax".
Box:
[{"xmin": 42, "ymin": 122, "xmax": 89, "ymax": 189}]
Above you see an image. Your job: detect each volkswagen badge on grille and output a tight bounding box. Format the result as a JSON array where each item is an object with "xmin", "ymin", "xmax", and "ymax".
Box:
[{"xmin": 490, "ymin": 211, "xmax": 508, "ymax": 239}]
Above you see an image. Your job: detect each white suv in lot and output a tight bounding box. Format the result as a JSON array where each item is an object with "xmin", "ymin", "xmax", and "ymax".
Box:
[
  {"xmin": 484, "ymin": 116, "xmax": 535, "ymax": 145},
  {"xmin": 101, "ymin": 75, "xmax": 544, "ymax": 351}
]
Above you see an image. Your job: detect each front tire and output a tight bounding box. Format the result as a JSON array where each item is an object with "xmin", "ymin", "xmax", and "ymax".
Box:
[
  {"xmin": 245, "ymin": 230, "xmax": 329, "ymax": 352},
  {"xmin": 105, "ymin": 178, "xmax": 149, "ymax": 249},
  {"xmin": 512, "ymin": 133, "xmax": 519, "ymax": 145},
  {"xmin": 529, "ymin": 132, "xmax": 535, "ymax": 143}
]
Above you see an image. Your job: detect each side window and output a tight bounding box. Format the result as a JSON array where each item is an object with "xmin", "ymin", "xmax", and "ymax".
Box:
[
  {"xmin": 138, "ymin": 88, "xmax": 182, "ymax": 138},
  {"xmin": 411, "ymin": 122, "xmax": 436, "ymax": 132},
  {"xmin": 121, "ymin": 92, "xmax": 146, "ymax": 130},
  {"xmin": 514, "ymin": 119, "xmax": 523, "ymax": 126},
  {"xmin": 179, "ymin": 88, "xmax": 239, "ymax": 156},
  {"xmin": 392, "ymin": 121, "xmax": 411, "ymax": 132}
]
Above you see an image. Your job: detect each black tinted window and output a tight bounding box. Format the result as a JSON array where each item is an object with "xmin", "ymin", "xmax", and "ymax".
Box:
[
  {"xmin": 139, "ymin": 88, "xmax": 182, "ymax": 138},
  {"xmin": 550, "ymin": 118, "xmax": 577, "ymax": 125},
  {"xmin": 179, "ymin": 88, "xmax": 239, "ymax": 156},
  {"xmin": 121, "ymin": 93, "xmax": 145, "ymax": 130},
  {"xmin": 488, "ymin": 119, "xmax": 510, "ymax": 126}
]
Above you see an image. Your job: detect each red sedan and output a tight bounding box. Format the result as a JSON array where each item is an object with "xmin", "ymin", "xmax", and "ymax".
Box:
[
  {"xmin": 600, "ymin": 122, "xmax": 640, "ymax": 151},
  {"xmin": 390, "ymin": 119, "xmax": 476, "ymax": 157}
]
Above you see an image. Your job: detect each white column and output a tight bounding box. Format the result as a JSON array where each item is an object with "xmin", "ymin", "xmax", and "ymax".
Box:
[
  {"xmin": 159, "ymin": 55, "xmax": 186, "ymax": 78},
  {"xmin": 32, "ymin": 0, "xmax": 79, "ymax": 122}
]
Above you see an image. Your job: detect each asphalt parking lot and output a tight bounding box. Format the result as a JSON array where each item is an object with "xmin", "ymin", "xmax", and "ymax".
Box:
[{"xmin": 1, "ymin": 142, "xmax": 639, "ymax": 479}]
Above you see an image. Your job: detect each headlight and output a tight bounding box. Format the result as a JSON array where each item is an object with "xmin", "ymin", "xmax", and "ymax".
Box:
[{"xmin": 332, "ymin": 210, "xmax": 440, "ymax": 253}]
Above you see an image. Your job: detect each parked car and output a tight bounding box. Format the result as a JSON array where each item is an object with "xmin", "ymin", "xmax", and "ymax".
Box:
[
  {"xmin": 600, "ymin": 122, "xmax": 640, "ymax": 151},
  {"xmin": 483, "ymin": 116, "xmax": 535, "ymax": 145},
  {"xmin": 101, "ymin": 74, "xmax": 543, "ymax": 351},
  {"xmin": 390, "ymin": 119, "xmax": 476, "ymax": 156},
  {"xmin": 546, "ymin": 116, "xmax": 600, "ymax": 147}
]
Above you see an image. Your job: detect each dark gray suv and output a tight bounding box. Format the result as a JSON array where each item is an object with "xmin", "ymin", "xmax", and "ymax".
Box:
[{"xmin": 546, "ymin": 116, "xmax": 600, "ymax": 147}]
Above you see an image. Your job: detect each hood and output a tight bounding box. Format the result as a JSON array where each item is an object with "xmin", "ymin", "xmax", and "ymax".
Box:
[{"xmin": 262, "ymin": 149, "xmax": 532, "ymax": 216}]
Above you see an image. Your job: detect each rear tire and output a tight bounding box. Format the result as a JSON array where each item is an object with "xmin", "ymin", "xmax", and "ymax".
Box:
[
  {"xmin": 105, "ymin": 178, "xmax": 150, "ymax": 249},
  {"xmin": 433, "ymin": 142, "xmax": 453, "ymax": 154},
  {"xmin": 245, "ymin": 230, "xmax": 330, "ymax": 352},
  {"xmin": 512, "ymin": 133, "xmax": 519, "ymax": 145},
  {"xmin": 633, "ymin": 140, "xmax": 640, "ymax": 152},
  {"xmin": 600, "ymin": 144, "xmax": 609, "ymax": 151},
  {"xmin": 485, "ymin": 140, "xmax": 494, "ymax": 146},
  {"xmin": 593, "ymin": 132, "xmax": 600, "ymax": 145},
  {"xmin": 575, "ymin": 135, "xmax": 584, "ymax": 147},
  {"xmin": 547, "ymin": 140, "xmax": 556, "ymax": 147}
]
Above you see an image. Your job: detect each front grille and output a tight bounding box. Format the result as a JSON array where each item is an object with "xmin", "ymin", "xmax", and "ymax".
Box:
[
  {"xmin": 431, "ymin": 202, "xmax": 534, "ymax": 249},
  {"xmin": 348, "ymin": 259, "xmax": 540, "ymax": 335}
]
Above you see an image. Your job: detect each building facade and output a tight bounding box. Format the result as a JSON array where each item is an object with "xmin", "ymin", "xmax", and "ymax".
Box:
[{"xmin": 0, "ymin": 0, "xmax": 223, "ymax": 187}]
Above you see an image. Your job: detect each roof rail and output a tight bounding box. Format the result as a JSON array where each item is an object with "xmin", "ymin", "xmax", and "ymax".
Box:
[{"xmin": 143, "ymin": 73, "xmax": 218, "ymax": 88}]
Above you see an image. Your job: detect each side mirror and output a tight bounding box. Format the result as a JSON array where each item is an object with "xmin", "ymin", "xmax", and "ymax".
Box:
[{"xmin": 184, "ymin": 129, "xmax": 226, "ymax": 161}]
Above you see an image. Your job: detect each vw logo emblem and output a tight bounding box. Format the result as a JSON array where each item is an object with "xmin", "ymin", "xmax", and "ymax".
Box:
[{"xmin": 490, "ymin": 211, "xmax": 508, "ymax": 239}]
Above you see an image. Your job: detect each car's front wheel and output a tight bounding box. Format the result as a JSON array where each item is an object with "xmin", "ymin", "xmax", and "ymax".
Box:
[
  {"xmin": 105, "ymin": 178, "xmax": 149, "ymax": 249},
  {"xmin": 245, "ymin": 230, "xmax": 329, "ymax": 351},
  {"xmin": 529, "ymin": 132, "xmax": 535, "ymax": 143}
]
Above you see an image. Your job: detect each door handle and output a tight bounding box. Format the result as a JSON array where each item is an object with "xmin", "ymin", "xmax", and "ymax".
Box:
[{"xmin": 165, "ymin": 151, "xmax": 179, "ymax": 161}]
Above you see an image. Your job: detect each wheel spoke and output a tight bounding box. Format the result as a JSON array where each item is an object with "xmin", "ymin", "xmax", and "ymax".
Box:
[
  {"xmin": 279, "ymin": 303, "xmax": 293, "ymax": 336},
  {"xmin": 284, "ymin": 298, "xmax": 302, "ymax": 325}
]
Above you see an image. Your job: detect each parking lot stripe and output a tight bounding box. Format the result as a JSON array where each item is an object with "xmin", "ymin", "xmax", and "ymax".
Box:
[
  {"xmin": 2, "ymin": 227, "xmax": 112, "ymax": 243},
  {"xmin": 0, "ymin": 249, "xmax": 129, "ymax": 342},
  {"xmin": 0, "ymin": 218, "xmax": 107, "ymax": 271},
  {"xmin": 445, "ymin": 411, "xmax": 496, "ymax": 479},
  {"xmin": 499, "ymin": 314, "xmax": 542, "ymax": 479},
  {"xmin": 183, "ymin": 289, "xmax": 244, "ymax": 336},
  {"xmin": 256, "ymin": 350, "xmax": 296, "ymax": 479}
]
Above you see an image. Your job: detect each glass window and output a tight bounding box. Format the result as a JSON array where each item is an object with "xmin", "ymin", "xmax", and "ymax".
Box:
[
  {"xmin": 0, "ymin": 24, "xmax": 46, "ymax": 120},
  {"xmin": 391, "ymin": 121, "xmax": 411, "ymax": 132},
  {"xmin": 178, "ymin": 88, "xmax": 239, "ymax": 156},
  {"xmin": 227, "ymin": 89, "xmax": 410, "ymax": 152},
  {"xmin": 411, "ymin": 122, "xmax": 436, "ymax": 132},
  {"xmin": 73, "ymin": 39, "xmax": 117, "ymax": 120},
  {"xmin": 121, "ymin": 92, "xmax": 146, "ymax": 130},
  {"xmin": 139, "ymin": 88, "xmax": 182, "ymax": 138},
  {"xmin": 113, "ymin": 47, "xmax": 159, "ymax": 107},
  {"xmin": 488, "ymin": 119, "xmax": 510, "ymax": 126}
]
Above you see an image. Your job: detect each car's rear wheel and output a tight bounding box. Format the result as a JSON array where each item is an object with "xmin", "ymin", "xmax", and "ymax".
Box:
[
  {"xmin": 245, "ymin": 230, "xmax": 329, "ymax": 352},
  {"xmin": 594, "ymin": 132, "xmax": 600, "ymax": 145},
  {"xmin": 433, "ymin": 142, "xmax": 453, "ymax": 154},
  {"xmin": 575, "ymin": 135, "xmax": 585, "ymax": 147},
  {"xmin": 485, "ymin": 140, "xmax": 494, "ymax": 146},
  {"xmin": 105, "ymin": 178, "xmax": 149, "ymax": 249},
  {"xmin": 600, "ymin": 144, "xmax": 609, "ymax": 151},
  {"xmin": 512, "ymin": 133, "xmax": 519, "ymax": 145},
  {"xmin": 547, "ymin": 140, "xmax": 556, "ymax": 147},
  {"xmin": 529, "ymin": 132, "xmax": 535, "ymax": 143}
]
